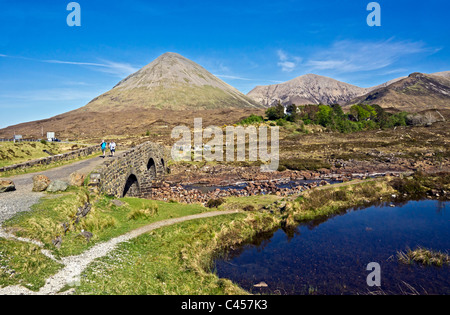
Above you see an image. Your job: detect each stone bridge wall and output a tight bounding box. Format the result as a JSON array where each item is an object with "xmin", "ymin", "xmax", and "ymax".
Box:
[{"xmin": 90, "ymin": 141, "xmax": 169, "ymax": 198}]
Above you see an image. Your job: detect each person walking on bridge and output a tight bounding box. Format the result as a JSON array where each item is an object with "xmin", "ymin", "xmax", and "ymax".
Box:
[
  {"xmin": 109, "ymin": 141, "xmax": 116, "ymax": 157},
  {"xmin": 100, "ymin": 140, "xmax": 107, "ymax": 158}
]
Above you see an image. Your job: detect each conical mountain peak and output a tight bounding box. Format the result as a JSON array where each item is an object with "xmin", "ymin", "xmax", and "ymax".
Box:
[{"xmin": 82, "ymin": 52, "xmax": 263, "ymax": 111}]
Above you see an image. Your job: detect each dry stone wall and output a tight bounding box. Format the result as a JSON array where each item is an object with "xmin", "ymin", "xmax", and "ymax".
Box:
[{"xmin": 0, "ymin": 145, "xmax": 100, "ymax": 173}]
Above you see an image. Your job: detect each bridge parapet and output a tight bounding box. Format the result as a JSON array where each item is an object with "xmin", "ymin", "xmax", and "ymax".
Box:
[{"xmin": 88, "ymin": 141, "xmax": 169, "ymax": 198}]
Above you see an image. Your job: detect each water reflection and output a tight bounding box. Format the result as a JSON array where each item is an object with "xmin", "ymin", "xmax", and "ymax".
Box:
[{"xmin": 214, "ymin": 200, "xmax": 450, "ymax": 295}]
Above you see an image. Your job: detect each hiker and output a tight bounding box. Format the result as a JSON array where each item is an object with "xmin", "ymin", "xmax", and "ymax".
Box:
[
  {"xmin": 100, "ymin": 140, "xmax": 107, "ymax": 158},
  {"xmin": 109, "ymin": 141, "xmax": 116, "ymax": 157}
]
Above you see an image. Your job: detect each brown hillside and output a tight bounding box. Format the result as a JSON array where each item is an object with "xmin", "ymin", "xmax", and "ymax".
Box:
[
  {"xmin": 0, "ymin": 108, "xmax": 266, "ymax": 144},
  {"xmin": 348, "ymin": 73, "xmax": 450, "ymax": 112}
]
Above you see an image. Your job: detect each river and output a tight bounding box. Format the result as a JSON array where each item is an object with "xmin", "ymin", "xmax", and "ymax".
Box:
[{"xmin": 214, "ymin": 199, "xmax": 450, "ymax": 295}]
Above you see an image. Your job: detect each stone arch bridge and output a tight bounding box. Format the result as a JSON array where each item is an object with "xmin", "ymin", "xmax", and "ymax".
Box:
[{"xmin": 89, "ymin": 141, "xmax": 169, "ymax": 198}]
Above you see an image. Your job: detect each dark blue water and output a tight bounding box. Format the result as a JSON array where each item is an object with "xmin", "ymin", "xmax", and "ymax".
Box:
[{"xmin": 214, "ymin": 200, "xmax": 450, "ymax": 295}]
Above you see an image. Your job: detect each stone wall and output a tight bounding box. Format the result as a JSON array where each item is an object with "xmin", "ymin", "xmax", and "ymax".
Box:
[
  {"xmin": 0, "ymin": 145, "xmax": 100, "ymax": 174},
  {"xmin": 89, "ymin": 141, "xmax": 169, "ymax": 198}
]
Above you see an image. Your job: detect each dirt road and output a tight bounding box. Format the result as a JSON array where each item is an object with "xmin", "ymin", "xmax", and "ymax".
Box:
[{"xmin": 0, "ymin": 155, "xmax": 111, "ymax": 223}]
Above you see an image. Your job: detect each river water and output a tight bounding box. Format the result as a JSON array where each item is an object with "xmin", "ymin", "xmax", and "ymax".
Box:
[
  {"xmin": 214, "ymin": 199, "xmax": 450, "ymax": 295},
  {"xmin": 183, "ymin": 178, "xmax": 343, "ymax": 193}
]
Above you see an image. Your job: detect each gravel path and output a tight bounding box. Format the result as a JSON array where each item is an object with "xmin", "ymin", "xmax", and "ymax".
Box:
[
  {"xmin": 0, "ymin": 209, "xmax": 238, "ymax": 295},
  {"xmin": 0, "ymin": 155, "xmax": 114, "ymax": 223}
]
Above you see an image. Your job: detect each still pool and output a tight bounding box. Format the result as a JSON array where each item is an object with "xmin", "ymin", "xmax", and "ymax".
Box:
[{"xmin": 214, "ymin": 199, "xmax": 449, "ymax": 295}]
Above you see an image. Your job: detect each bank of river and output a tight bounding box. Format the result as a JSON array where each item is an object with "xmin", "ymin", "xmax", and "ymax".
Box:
[{"xmin": 214, "ymin": 199, "xmax": 449, "ymax": 295}]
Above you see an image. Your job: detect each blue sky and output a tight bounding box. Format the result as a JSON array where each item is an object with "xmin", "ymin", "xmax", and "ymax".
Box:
[{"xmin": 0, "ymin": 0, "xmax": 449, "ymax": 128}]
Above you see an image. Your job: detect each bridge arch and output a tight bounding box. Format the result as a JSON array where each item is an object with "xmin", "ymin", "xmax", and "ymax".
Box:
[
  {"xmin": 122, "ymin": 173, "xmax": 140, "ymax": 197},
  {"xmin": 147, "ymin": 157, "xmax": 157, "ymax": 178},
  {"xmin": 91, "ymin": 141, "xmax": 168, "ymax": 198},
  {"xmin": 161, "ymin": 158, "xmax": 166, "ymax": 173}
]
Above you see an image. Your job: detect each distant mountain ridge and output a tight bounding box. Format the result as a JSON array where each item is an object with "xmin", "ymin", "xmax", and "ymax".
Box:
[
  {"xmin": 247, "ymin": 74, "xmax": 369, "ymax": 107},
  {"xmin": 247, "ymin": 71, "xmax": 450, "ymax": 112}
]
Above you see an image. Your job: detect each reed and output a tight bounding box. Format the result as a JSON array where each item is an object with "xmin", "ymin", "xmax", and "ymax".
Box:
[{"xmin": 397, "ymin": 247, "xmax": 450, "ymax": 267}]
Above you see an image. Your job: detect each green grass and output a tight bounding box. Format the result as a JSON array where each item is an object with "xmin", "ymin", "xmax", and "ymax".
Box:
[
  {"xmin": 74, "ymin": 214, "xmax": 246, "ymax": 295},
  {"xmin": 237, "ymin": 114, "xmax": 264, "ymax": 126},
  {"xmin": 389, "ymin": 171, "xmax": 450, "ymax": 197},
  {"xmin": 1, "ymin": 185, "xmax": 281, "ymax": 294},
  {"xmin": 0, "ymin": 142, "xmax": 82, "ymax": 168},
  {"xmin": 0, "ymin": 188, "xmax": 221, "ymax": 291},
  {"xmin": 75, "ymin": 209, "xmax": 280, "ymax": 295},
  {"xmin": 290, "ymin": 180, "xmax": 396, "ymax": 223},
  {"xmin": 2, "ymin": 188, "xmax": 212, "ymax": 258},
  {"xmin": 219, "ymin": 195, "xmax": 281, "ymax": 211},
  {"xmin": 0, "ymin": 238, "xmax": 62, "ymax": 291}
]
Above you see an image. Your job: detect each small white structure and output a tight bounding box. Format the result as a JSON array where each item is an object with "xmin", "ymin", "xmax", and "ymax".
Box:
[
  {"xmin": 13, "ymin": 135, "xmax": 22, "ymax": 143},
  {"xmin": 47, "ymin": 132, "xmax": 55, "ymax": 141}
]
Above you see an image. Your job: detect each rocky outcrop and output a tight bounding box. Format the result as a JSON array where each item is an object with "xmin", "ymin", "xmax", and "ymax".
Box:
[{"xmin": 144, "ymin": 179, "xmax": 325, "ymax": 204}]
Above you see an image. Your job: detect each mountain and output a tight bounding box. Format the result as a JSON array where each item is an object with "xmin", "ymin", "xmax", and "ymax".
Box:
[
  {"xmin": 349, "ymin": 72, "xmax": 450, "ymax": 112},
  {"xmin": 247, "ymin": 74, "xmax": 370, "ymax": 107},
  {"xmin": 0, "ymin": 52, "xmax": 265, "ymax": 139},
  {"xmin": 431, "ymin": 71, "xmax": 450, "ymax": 79},
  {"xmin": 247, "ymin": 72, "xmax": 450, "ymax": 113},
  {"xmin": 367, "ymin": 76, "xmax": 406, "ymax": 92},
  {"xmin": 79, "ymin": 52, "xmax": 262, "ymax": 112}
]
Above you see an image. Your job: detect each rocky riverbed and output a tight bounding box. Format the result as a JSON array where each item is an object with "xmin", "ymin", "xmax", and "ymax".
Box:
[{"xmin": 143, "ymin": 163, "xmax": 409, "ymax": 204}]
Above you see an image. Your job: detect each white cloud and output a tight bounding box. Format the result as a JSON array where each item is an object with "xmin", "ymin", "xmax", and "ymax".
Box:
[
  {"xmin": 306, "ymin": 39, "xmax": 436, "ymax": 73},
  {"xmin": 277, "ymin": 50, "xmax": 288, "ymax": 61},
  {"xmin": 43, "ymin": 59, "xmax": 139, "ymax": 77},
  {"xmin": 214, "ymin": 74, "xmax": 253, "ymax": 81},
  {"xmin": 277, "ymin": 49, "xmax": 302, "ymax": 72},
  {"xmin": 0, "ymin": 53, "xmax": 139, "ymax": 77}
]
